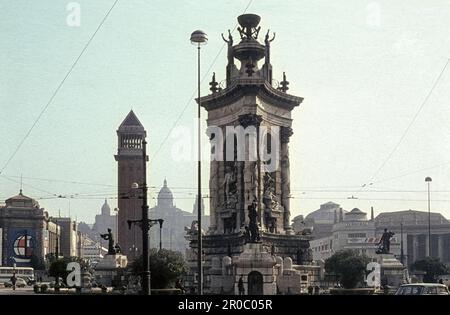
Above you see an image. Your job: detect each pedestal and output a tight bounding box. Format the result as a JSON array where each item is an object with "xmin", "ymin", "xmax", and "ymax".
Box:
[
  {"xmin": 95, "ymin": 254, "xmax": 128, "ymax": 287},
  {"xmin": 234, "ymin": 243, "xmax": 277, "ymax": 295},
  {"xmin": 377, "ymin": 254, "xmax": 407, "ymax": 288}
]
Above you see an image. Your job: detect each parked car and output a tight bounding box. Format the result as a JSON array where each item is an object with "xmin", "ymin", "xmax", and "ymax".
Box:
[
  {"xmin": 395, "ymin": 283, "xmax": 449, "ymax": 295},
  {"xmin": 25, "ymin": 276, "xmax": 36, "ymax": 286},
  {"xmin": 4, "ymin": 278, "xmax": 27, "ymax": 288}
]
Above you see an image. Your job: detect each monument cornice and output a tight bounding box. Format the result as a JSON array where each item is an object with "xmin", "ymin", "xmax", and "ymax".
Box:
[{"xmin": 199, "ymin": 79, "xmax": 303, "ymax": 112}]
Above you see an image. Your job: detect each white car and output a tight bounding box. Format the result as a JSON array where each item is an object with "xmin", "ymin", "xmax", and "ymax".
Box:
[
  {"xmin": 395, "ymin": 283, "xmax": 449, "ymax": 295},
  {"xmin": 3, "ymin": 278, "xmax": 27, "ymax": 288}
]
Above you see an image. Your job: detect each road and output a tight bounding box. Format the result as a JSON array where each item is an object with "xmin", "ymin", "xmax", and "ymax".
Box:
[{"xmin": 0, "ymin": 287, "xmax": 36, "ymax": 295}]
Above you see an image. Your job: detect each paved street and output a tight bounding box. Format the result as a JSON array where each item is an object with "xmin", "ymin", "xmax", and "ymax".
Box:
[{"xmin": 0, "ymin": 287, "xmax": 36, "ymax": 295}]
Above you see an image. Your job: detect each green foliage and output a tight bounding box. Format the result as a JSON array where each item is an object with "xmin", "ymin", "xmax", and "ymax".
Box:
[
  {"xmin": 48, "ymin": 256, "xmax": 91, "ymax": 284},
  {"xmin": 48, "ymin": 260, "xmax": 67, "ymax": 280},
  {"xmin": 412, "ymin": 257, "xmax": 449, "ymax": 283},
  {"xmin": 325, "ymin": 249, "xmax": 371, "ymax": 289},
  {"xmin": 130, "ymin": 248, "xmax": 188, "ymax": 289},
  {"xmin": 29, "ymin": 255, "xmax": 45, "ymax": 270}
]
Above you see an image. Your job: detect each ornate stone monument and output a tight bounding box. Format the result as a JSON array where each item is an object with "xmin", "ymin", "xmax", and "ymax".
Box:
[
  {"xmin": 185, "ymin": 13, "xmax": 313, "ymax": 295},
  {"xmin": 95, "ymin": 229, "xmax": 128, "ymax": 287},
  {"xmin": 376, "ymin": 228, "xmax": 408, "ymax": 289}
]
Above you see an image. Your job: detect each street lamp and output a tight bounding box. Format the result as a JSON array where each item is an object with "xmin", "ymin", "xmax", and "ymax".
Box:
[
  {"xmin": 157, "ymin": 219, "xmax": 164, "ymax": 251},
  {"xmin": 425, "ymin": 177, "xmax": 432, "ymax": 257},
  {"xmin": 127, "ymin": 161, "xmax": 165, "ymax": 294},
  {"xmin": 190, "ymin": 29, "xmax": 207, "ymax": 295}
]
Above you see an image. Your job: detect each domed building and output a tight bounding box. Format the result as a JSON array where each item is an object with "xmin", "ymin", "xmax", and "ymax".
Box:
[
  {"xmin": 149, "ymin": 179, "xmax": 209, "ymax": 255},
  {"xmin": 293, "ymin": 202, "xmax": 348, "ymax": 239},
  {"xmin": 157, "ymin": 179, "xmax": 174, "ymax": 208},
  {"xmin": 0, "ymin": 190, "xmax": 60, "ymax": 268},
  {"xmin": 92, "ymin": 199, "xmax": 117, "ymax": 247}
]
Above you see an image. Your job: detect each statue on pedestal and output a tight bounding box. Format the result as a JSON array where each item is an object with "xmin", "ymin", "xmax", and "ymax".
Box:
[
  {"xmin": 247, "ymin": 199, "xmax": 260, "ymax": 243},
  {"xmin": 100, "ymin": 228, "xmax": 116, "ymax": 255},
  {"xmin": 222, "ymin": 163, "xmax": 238, "ymax": 209},
  {"xmin": 221, "ymin": 29, "xmax": 234, "ymax": 65},
  {"xmin": 263, "ymin": 172, "xmax": 278, "ymax": 231},
  {"xmin": 376, "ymin": 229, "xmax": 395, "ymax": 254}
]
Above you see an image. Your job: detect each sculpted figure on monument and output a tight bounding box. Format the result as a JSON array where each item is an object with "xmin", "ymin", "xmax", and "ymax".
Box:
[
  {"xmin": 247, "ymin": 199, "xmax": 260, "ymax": 242},
  {"xmin": 221, "ymin": 29, "xmax": 234, "ymax": 65},
  {"xmin": 263, "ymin": 172, "xmax": 278, "ymax": 211},
  {"xmin": 376, "ymin": 229, "xmax": 395, "ymax": 254},
  {"xmin": 222, "ymin": 163, "xmax": 238, "ymax": 209},
  {"xmin": 100, "ymin": 228, "xmax": 116, "ymax": 255},
  {"xmin": 244, "ymin": 162, "xmax": 258, "ymax": 201},
  {"xmin": 264, "ymin": 30, "xmax": 275, "ymax": 63}
]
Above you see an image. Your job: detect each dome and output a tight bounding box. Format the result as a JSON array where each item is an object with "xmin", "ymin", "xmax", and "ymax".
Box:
[
  {"xmin": 349, "ymin": 208, "xmax": 364, "ymax": 214},
  {"xmin": 344, "ymin": 208, "xmax": 367, "ymax": 221},
  {"xmin": 5, "ymin": 190, "xmax": 40, "ymax": 208},
  {"xmin": 157, "ymin": 179, "xmax": 174, "ymax": 208},
  {"xmin": 305, "ymin": 202, "xmax": 345, "ymax": 224},
  {"xmin": 101, "ymin": 199, "xmax": 111, "ymax": 216}
]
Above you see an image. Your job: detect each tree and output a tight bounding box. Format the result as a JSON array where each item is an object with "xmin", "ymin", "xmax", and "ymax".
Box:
[
  {"xmin": 30, "ymin": 255, "xmax": 45, "ymax": 270},
  {"xmin": 48, "ymin": 256, "xmax": 91, "ymax": 284},
  {"xmin": 48, "ymin": 260, "xmax": 67, "ymax": 282},
  {"xmin": 325, "ymin": 249, "xmax": 370, "ymax": 289},
  {"xmin": 130, "ymin": 248, "xmax": 188, "ymax": 289},
  {"xmin": 411, "ymin": 257, "xmax": 449, "ymax": 283}
]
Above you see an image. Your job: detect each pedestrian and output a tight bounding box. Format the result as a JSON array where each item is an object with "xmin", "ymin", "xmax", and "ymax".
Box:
[
  {"xmin": 314, "ymin": 285, "xmax": 320, "ymax": 295},
  {"xmin": 175, "ymin": 278, "xmax": 186, "ymax": 294},
  {"xmin": 10, "ymin": 273, "xmax": 17, "ymax": 291},
  {"xmin": 238, "ymin": 275, "xmax": 245, "ymax": 295}
]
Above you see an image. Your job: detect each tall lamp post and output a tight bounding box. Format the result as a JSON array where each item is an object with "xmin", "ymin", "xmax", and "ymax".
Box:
[
  {"xmin": 190, "ymin": 29, "xmax": 207, "ymax": 295},
  {"xmin": 157, "ymin": 219, "xmax": 164, "ymax": 251},
  {"xmin": 425, "ymin": 177, "xmax": 432, "ymax": 257}
]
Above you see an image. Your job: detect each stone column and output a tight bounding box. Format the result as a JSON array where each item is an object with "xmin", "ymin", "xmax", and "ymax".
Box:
[
  {"xmin": 280, "ymin": 127, "xmax": 293, "ymax": 233},
  {"xmin": 209, "ymin": 158, "xmax": 219, "ymax": 232},
  {"xmin": 237, "ymin": 160, "xmax": 245, "ymax": 230},
  {"xmin": 238, "ymin": 114, "xmax": 262, "ymax": 227}
]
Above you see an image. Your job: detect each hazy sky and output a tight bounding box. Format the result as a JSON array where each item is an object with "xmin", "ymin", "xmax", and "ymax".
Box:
[{"xmin": 1, "ymin": 0, "xmax": 450, "ymax": 224}]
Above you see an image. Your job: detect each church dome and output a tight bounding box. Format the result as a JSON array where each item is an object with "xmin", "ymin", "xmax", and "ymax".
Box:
[
  {"xmin": 344, "ymin": 208, "xmax": 367, "ymax": 221},
  {"xmin": 305, "ymin": 202, "xmax": 344, "ymax": 224},
  {"xmin": 101, "ymin": 199, "xmax": 111, "ymax": 216},
  {"xmin": 157, "ymin": 179, "xmax": 174, "ymax": 208}
]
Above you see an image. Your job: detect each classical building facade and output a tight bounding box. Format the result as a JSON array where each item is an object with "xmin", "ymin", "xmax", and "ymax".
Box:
[
  {"xmin": 309, "ymin": 206, "xmax": 450, "ymax": 267},
  {"xmin": 115, "ymin": 110, "xmax": 147, "ymax": 259},
  {"xmin": 375, "ymin": 210, "xmax": 450, "ymax": 266},
  {"xmin": 149, "ymin": 180, "xmax": 209, "ymax": 254},
  {"xmin": 82, "ymin": 237, "xmax": 108, "ymax": 265},
  {"xmin": 0, "ymin": 191, "xmax": 60, "ymax": 268},
  {"xmin": 51, "ymin": 217, "xmax": 80, "ymax": 258},
  {"xmin": 293, "ymin": 202, "xmax": 348, "ymax": 239},
  {"xmin": 92, "ymin": 199, "xmax": 117, "ymax": 248},
  {"xmin": 185, "ymin": 14, "xmax": 314, "ymax": 295},
  {"xmin": 310, "ymin": 207, "xmax": 400, "ymax": 262}
]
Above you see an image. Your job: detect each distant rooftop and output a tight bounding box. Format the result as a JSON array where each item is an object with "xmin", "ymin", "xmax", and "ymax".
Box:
[{"xmin": 375, "ymin": 210, "xmax": 449, "ymax": 225}]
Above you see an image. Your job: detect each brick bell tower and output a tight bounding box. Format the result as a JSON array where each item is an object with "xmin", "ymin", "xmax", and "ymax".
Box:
[{"xmin": 115, "ymin": 110, "xmax": 147, "ymax": 259}]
